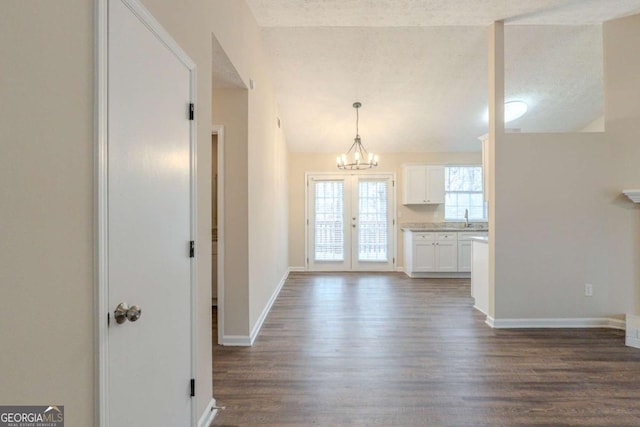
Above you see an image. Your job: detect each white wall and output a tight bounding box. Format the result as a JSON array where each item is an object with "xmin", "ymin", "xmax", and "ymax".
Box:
[{"xmin": 288, "ymin": 151, "xmax": 481, "ymax": 269}]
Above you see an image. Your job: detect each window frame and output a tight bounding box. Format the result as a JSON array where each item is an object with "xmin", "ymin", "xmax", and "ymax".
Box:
[{"xmin": 443, "ymin": 165, "xmax": 487, "ymax": 221}]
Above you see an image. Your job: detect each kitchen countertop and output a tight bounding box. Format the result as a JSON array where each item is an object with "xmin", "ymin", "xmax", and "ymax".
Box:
[{"xmin": 401, "ymin": 222, "xmax": 488, "ymax": 232}]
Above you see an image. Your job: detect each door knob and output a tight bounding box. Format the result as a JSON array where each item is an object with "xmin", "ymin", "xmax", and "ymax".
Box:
[{"xmin": 114, "ymin": 302, "xmax": 142, "ymax": 324}]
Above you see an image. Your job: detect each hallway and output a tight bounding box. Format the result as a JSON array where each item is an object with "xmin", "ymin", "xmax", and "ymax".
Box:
[{"xmin": 212, "ymin": 272, "xmax": 640, "ymax": 426}]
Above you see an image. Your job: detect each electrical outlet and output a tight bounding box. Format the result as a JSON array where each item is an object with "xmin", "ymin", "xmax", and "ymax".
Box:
[{"xmin": 585, "ymin": 283, "xmax": 593, "ymax": 297}]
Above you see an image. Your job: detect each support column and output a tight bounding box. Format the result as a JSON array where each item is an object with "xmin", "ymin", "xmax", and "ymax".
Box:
[{"xmin": 488, "ymin": 21, "xmax": 504, "ymax": 319}]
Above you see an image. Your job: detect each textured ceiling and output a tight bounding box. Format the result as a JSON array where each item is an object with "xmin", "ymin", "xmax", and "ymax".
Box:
[
  {"xmin": 246, "ymin": 0, "xmax": 640, "ymax": 26},
  {"xmin": 243, "ymin": 0, "xmax": 640, "ymax": 153}
]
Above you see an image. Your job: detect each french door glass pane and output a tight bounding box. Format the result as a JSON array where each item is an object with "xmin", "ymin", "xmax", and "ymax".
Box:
[
  {"xmin": 314, "ymin": 181, "xmax": 344, "ymax": 261},
  {"xmin": 358, "ymin": 180, "xmax": 388, "ymax": 261}
]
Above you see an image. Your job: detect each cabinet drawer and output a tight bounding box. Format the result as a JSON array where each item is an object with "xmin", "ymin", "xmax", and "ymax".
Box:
[
  {"xmin": 412, "ymin": 232, "xmax": 435, "ymax": 241},
  {"xmin": 458, "ymin": 232, "xmax": 488, "ymax": 241},
  {"xmin": 436, "ymin": 232, "xmax": 457, "ymax": 241}
]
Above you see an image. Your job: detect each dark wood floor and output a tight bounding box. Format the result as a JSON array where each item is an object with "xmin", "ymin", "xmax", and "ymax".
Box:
[{"xmin": 212, "ymin": 272, "xmax": 640, "ymax": 426}]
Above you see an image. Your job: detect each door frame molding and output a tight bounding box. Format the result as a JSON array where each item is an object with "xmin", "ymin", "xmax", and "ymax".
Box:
[
  {"xmin": 212, "ymin": 125, "xmax": 225, "ymax": 345},
  {"xmin": 304, "ymin": 172, "xmax": 397, "ymax": 272},
  {"xmin": 95, "ymin": 0, "xmax": 198, "ymax": 425}
]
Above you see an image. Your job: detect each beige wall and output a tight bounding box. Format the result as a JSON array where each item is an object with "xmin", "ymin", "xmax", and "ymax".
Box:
[
  {"xmin": 288, "ymin": 151, "xmax": 481, "ymax": 269},
  {"xmin": 604, "ymin": 13, "xmax": 640, "ymax": 314},
  {"xmin": 0, "ymin": 0, "xmax": 289, "ymax": 422},
  {"xmin": 149, "ymin": 0, "xmax": 289, "ymax": 388},
  {"xmin": 491, "ymin": 13, "xmax": 640, "ymax": 320},
  {"xmin": 212, "ymin": 89, "xmax": 250, "ymax": 336},
  {"xmin": 494, "ymin": 132, "xmax": 619, "ymax": 318},
  {"xmin": 209, "ymin": 3, "xmax": 290, "ymax": 336},
  {"xmin": 581, "ymin": 115, "xmax": 605, "ymax": 132},
  {"xmin": 245, "ymin": 40, "xmax": 289, "ymax": 331},
  {"xmin": 141, "ymin": 0, "xmax": 217, "ymax": 411},
  {"xmin": 0, "ymin": 1, "xmax": 94, "ymax": 425}
]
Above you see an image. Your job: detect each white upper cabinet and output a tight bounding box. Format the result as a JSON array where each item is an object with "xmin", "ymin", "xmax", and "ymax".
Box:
[{"xmin": 402, "ymin": 165, "xmax": 445, "ymax": 205}]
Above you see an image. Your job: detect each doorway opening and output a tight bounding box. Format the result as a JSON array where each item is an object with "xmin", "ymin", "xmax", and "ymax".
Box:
[{"xmin": 211, "ymin": 126, "xmax": 225, "ymax": 345}]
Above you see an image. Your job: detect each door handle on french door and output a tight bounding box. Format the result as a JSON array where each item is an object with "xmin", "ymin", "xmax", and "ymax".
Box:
[{"xmin": 114, "ymin": 302, "xmax": 142, "ymax": 324}]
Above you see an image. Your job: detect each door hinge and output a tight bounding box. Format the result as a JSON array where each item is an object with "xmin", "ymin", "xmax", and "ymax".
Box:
[
  {"xmin": 393, "ymin": 219, "xmax": 395, "ymax": 225},
  {"xmin": 393, "ymin": 257, "xmax": 396, "ymax": 264},
  {"xmin": 107, "ymin": 312, "xmax": 110, "ymax": 327},
  {"xmin": 392, "ymin": 180, "xmax": 395, "ymax": 187},
  {"xmin": 307, "ymin": 219, "xmax": 309, "ymax": 225},
  {"xmin": 189, "ymin": 241, "xmax": 195, "ymax": 258},
  {"xmin": 190, "ymin": 379, "xmax": 195, "ymax": 397},
  {"xmin": 306, "ymin": 257, "xmax": 309, "ymax": 264},
  {"xmin": 189, "ymin": 103, "xmax": 194, "ymax": 121}
]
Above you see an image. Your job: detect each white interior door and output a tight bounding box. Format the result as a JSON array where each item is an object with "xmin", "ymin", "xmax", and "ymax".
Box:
[
  {"xmin": 105, "ymin": 0, "xmax": 194, "ymax": 425},
  {"xmin": 307, "ymin": 174, "xmax": 394, "ymax": 271}
]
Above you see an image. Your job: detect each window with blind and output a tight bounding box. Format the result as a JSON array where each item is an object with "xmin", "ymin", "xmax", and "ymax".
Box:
[
  {"xmin": 313, "ymin": 181, "xmax": 344, "ymax": 261},
  {"xmin": 358, "ymin": 180, "xmax": 388, "ymax": 261},
  {"xmin": 444, "ymin": 166, "xmax": 486, "ymax": 220}
]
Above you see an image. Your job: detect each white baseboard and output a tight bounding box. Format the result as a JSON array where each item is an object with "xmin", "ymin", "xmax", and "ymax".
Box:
[
  {"xmin": 405, "ymin": 271, "xmax": 471, "ymax": 278},
  {"xmin": 198, "ymin": 398, "xmax": 219, "ymax": 427},
  {"xmin": 395, "ymin": 266, "xmax": 405, "ymax": 272},
  {"xmin": 220, "ymin": 270, "xmax": 289, "ymax": 346},
  {"xmin": 249, "ymin": 269, "xmax": 289, "ymax": 345},
  {"xmin": 626, "ymin": 336, "xmax": 640, "ymax": 348},
  {"xmin": 487, "ymin": 317, "xmax": 626, "ymax": 330},
  {"xmin": 220, "ymin": 334, "xmax": 251, "ymax": 346},
  {"xmin": 485, "ymin": 315, "xmax": 495, "ymax": 328},
  {"xmin": 473, "ymin": 305, "xmax": 489, "ymax": 317},
  {"xmin": 288, "ymin": 266, "xmax": 306, "ymax": 272}
]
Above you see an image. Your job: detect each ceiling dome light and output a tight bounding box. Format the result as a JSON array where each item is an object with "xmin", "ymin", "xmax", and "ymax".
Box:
[{"xmin": 504, "ymin": 100, "xmax": 528, "ymax": 123}]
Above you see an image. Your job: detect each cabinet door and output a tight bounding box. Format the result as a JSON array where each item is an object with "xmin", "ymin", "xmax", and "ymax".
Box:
[
  {"xmin": 413, "ymin": 240, "xmax": 436, "ymax": 271},
  {"xmin": 426, "ymin": 165, "xmax": 445, "ymax": 204},
  {"xmin": 436, "ymin": 240, "xmax": 458, "ymax": 272},
  {"xmin": 457, "ymin": 241, "xmax": 472, "ymax": 272},
  {"xmin": 403, "ymin": 166, "xmax": 427, "ymax": 204}
]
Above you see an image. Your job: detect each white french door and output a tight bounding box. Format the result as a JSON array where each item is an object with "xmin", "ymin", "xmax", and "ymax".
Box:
[{"xmin": 307, "ymin": 174, "xmax": 395, "ymax": 271}]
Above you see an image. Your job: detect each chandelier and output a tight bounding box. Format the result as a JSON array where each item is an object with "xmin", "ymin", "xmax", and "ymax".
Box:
[{"xmin": 337, "ymin": 102, "xmax": 378, "ymax": 170}]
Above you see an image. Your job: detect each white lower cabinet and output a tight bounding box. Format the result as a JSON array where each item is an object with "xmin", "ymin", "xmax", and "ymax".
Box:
[
  {"xmin": 404, "ymin": 230, "xmax": 487, "ymax": 277},
  {"xmin": 436, "ymin": 233, "xmax": 458, "ymax": 272},
  {"xmin": 404, "ymin": 231, "xmax": 457, "ymax": 275},
  {"xmin": 458, "ymin": 240, "xmax": 473, "ymax": 272},
  {"xmin": 457, "ymin": 232, "xmax": 489, "ymax": 272},
  {"xmin": 412, "ymin": 233, "xmax": 436, "ymax": 271}
]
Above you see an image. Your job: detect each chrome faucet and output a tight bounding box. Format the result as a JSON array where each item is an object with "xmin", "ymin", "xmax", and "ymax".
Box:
[{"xmin": 464, "ymin": 209, "xmax": 469, "ymax": 228}]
